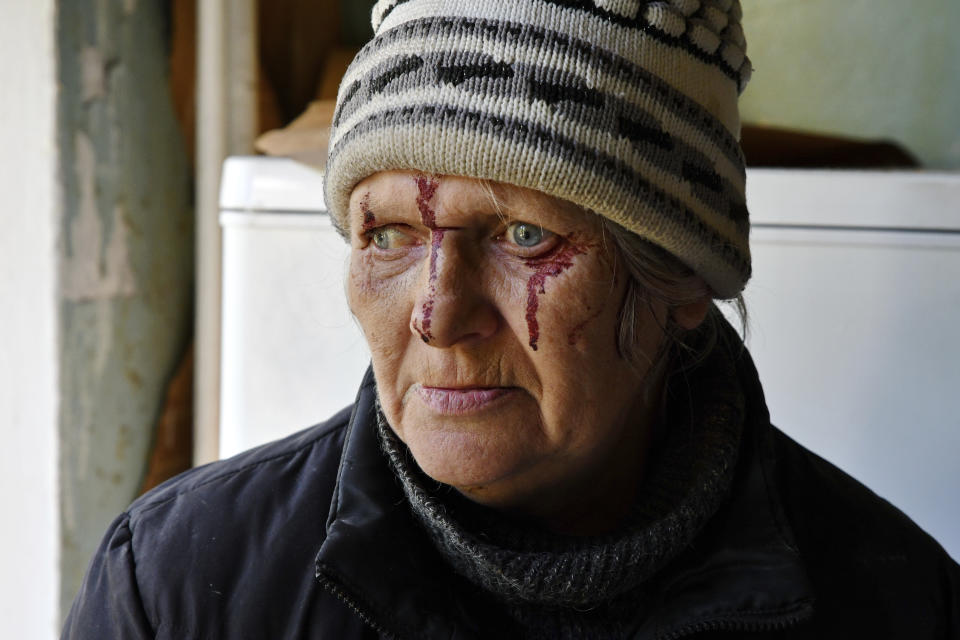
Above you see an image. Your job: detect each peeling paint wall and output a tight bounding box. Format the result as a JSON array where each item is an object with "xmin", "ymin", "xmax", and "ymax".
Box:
[
  {"xmin": 57, "ymin": 0, "xmax": 194, "ymax": 623},
  {"xmin": 740, "ymin": 0, "xmax": 960, "ymax": 169}
]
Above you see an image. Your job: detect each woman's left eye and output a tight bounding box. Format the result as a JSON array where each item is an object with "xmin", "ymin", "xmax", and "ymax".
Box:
[{"xmin": 506, "ymin": 222, "xmax": 551, "ymax": 248}]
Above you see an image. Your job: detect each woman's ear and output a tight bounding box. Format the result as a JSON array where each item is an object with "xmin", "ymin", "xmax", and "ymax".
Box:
[{"xmin": 670, "ymin": 298, "xmax": 710, "ymax": 331}]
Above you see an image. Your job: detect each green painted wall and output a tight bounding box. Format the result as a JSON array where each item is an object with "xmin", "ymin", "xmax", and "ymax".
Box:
[
  {"xmin": 740, "ymin": 0, "xmax": 960, "ymax": 169},
  {"xmin": 57, "ymin": 0, "xmax": 194, "ymax": 622}
]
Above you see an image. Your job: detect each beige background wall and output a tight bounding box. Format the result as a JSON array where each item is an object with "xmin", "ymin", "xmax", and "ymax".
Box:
[
  {"xmin": 740, "ymin": 0, "xmax": 960, "ymax": 169},
  {"xmin": 0, "ymin": 3, "xmax": 60, "ymax": 638}
]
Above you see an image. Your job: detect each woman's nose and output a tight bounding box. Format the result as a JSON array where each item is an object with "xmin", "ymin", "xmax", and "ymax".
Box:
[{"xmin": 410, "ymin": 232, "xmax": 499, "ymax": 347}]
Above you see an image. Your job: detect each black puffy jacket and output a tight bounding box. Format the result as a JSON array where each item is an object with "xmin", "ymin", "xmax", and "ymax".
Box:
[{"xmin": 63, "ymin": 353, "xmax": 960, "ymax": 639}]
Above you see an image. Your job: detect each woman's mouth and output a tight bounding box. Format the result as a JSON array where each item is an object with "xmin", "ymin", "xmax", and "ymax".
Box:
[{"xmin": 415, "ymin": 386, "xmax": 515, "ymax": 415}]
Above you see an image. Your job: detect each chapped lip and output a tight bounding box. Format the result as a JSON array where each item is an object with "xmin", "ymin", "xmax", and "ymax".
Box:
[{"xmin": 414, "ymin": 385, "xmax": 517, "ymax": 415}]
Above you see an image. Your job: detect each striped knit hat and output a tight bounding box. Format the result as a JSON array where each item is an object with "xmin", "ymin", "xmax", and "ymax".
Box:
[{"xmin": 325, "ymin": 0, "xmax": 753, "ymax": 298}]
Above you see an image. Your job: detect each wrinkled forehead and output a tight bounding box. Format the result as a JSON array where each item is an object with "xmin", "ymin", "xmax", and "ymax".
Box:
[{"xmin": 349, "ymin": 172, "xmax": 590, "ymax": 224}]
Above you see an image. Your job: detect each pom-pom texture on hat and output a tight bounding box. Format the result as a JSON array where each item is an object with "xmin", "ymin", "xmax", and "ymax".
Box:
[{"xmin": 326, "ymin": 0, "xmax": 754, "ymax": 297}]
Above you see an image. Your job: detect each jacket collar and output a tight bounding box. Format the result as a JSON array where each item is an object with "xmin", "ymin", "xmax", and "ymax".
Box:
[
  {"xmin": 315, "ymin": 369, "xmax": 510, "ymax": 639},
  {"xmin": 316, "ymin": 352, "xmax": 815, "ymax": 639}
]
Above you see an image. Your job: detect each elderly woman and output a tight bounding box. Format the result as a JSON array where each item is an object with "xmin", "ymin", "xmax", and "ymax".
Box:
[{"xmin": 64, "ymin": 1, "xmax": 958, "ymax": 638}]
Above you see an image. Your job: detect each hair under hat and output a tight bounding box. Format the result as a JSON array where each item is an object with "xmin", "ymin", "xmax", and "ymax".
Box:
[{"xmin": 324, "ymin": 0, "xmax": 753, "ymax": 298}]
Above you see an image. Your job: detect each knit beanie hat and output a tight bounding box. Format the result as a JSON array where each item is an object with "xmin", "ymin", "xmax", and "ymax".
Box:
[{"xmin": 324, "ymin": 0, "xmax": 754, "ymax": 298}]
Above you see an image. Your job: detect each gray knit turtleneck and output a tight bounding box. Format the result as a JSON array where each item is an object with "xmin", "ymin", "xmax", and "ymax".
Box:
[{"xmin": 377, "ymin": 343, "xmax": 745, "ymax": 638}]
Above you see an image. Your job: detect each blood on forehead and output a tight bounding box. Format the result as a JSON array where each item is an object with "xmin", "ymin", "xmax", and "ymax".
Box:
[
  {"xmin": 415, "ymin": 175, "xmax": 440, "ymax": 229},
  {"xmin": 360, "ymin": 192, "xmax": 377, "ymax": 231}
]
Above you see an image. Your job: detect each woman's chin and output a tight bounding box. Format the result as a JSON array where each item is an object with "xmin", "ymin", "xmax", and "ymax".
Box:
[
  {"xmin": 403, "ymin": 428, "xmax": 544, "ymax": 504},
  {"xmin": 392, "ymin": 392, "xmax": 548, "ymax": 492}
]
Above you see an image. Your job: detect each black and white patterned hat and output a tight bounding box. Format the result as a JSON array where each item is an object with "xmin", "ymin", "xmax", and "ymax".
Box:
[{"xmin": 325, "ymin": 0, "xmax": 754, "ymax": 297}]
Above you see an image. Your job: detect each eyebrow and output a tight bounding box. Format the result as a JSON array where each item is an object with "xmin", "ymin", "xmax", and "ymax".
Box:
[{"xmin": 352, "ymin": 193, "xmax": 416, "ymax": 223}]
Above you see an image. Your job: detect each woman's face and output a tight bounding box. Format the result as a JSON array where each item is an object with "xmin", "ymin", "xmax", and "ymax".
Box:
[{"xmin": 346, "ymin": 171, "xmax": 670, "ymax": 523}]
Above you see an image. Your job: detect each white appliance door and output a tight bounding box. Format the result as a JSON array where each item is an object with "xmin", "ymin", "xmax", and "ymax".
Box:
[
  {"xmin": 742, "ymin": 170, "xmax": 960, "ymax": 561},
  {"xmin": 219, "ymin": 157, "xmax": 370, "ymax": 459}
]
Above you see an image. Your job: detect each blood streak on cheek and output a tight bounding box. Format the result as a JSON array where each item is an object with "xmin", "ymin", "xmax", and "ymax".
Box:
[
  {"xmin": 525, "ymin": 237, "xmax": 588, "ymax": 351},
  {"xmin": 414, "ymin": 175, "xmax": 442, "ymax": 343},
  {"xmin": 360, "ymin": 192, "xmax": 377, "ymax": 232}
]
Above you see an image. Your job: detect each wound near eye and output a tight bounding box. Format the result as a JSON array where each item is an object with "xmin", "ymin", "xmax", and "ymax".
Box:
[
  {"xmin": 525, "ymin": 236, "xmax": 589, "ymax": 351},
  {"xmin": 567, "ymin": 304, "xmax": 606, "ymax": 347},
  {"xmin": 360, "ymin": 192, "xmax": 377, "ymax": 231}
]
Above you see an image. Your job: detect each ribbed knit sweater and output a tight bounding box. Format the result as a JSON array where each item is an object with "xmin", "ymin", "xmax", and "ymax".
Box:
[{"xmin": 377, "ymin": 341, "xmax": 746, "ymax": 638}]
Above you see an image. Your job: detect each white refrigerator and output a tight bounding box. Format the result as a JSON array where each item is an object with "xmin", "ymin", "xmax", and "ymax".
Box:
[
  {"xmin": 219, "ymin": 158, "xmax": 960, "ymax": 559},
  {"xmin": 741, "ymin": 169, "xmax": 960, "ymax": 560},
  {"xmin": 218, "ymin": 157, "xmax": 369, "ymax": 459}
]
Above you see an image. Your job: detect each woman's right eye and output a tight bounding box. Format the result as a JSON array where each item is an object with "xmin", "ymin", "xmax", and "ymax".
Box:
[{"xmin": 368, "ymin": 226, "xmax": 413, "ymax": 250}]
